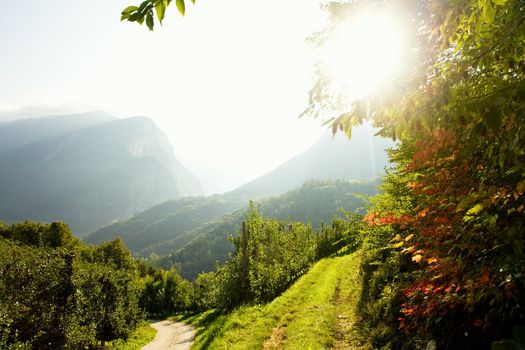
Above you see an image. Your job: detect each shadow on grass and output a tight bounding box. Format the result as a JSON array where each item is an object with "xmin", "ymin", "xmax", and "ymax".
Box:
[{"xmin": 170, "ymin": 310, "xmax": 227, "ymax": 349}]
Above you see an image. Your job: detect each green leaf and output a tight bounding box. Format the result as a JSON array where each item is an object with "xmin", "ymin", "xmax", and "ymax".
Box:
[
  {"xmin": 419, "ymin": 113, "xmax": 431, "ymax": 131},
  {"xmin": 139, "ymin": 0, "xmax": 150, "ymax": 14},
  {"xmin": 190, "ymin": 0, "xmax": 195, "ymax": 3},
  {"xmin": 491, "ymin": 0, "xmax": 508, "ymax": 6},
  {"xmin": 128, "ymin": 12, "xmax": 142, "ymax": 22},
  {"xmin": 456, "ymin": 197, "xmax": 470, "ymax": 212},
  {"xmin": 121, "ymin": 6, "xmax": 139, "ymax": 15},
  {"xmin": 155, "ymin": 1, "xmax": 166, "ymax": 23},
  {"xmin": 345, "ymin": 124, "xmax": 352, "ymax": 139},
  {"xmin": 467, "ymin": 203, "xmax": 484, "ymax": 215},
  {"xmin": 499, "ymin": 151, "xmax": 505, "ymax": 168},
  {"xmin": 482, "ymin": 1, "xmax": 496, "ymax": 24},
  {"xmin": 146, "ymin": 12, "xmax": 154, "ymax": 31},
  {"xmin": 176, "ymin": 0, "xmax": 185, "ymax": 16},
  {"xmin": 395, "ymin": 121, "xmax": 407, "ymax": 141},
  {"xmin": 478, "ymin": 0, "xmax": 487, "ymax": 9},
  {"xmin": 392, "ymin": 241, "xmax": 404, "ymax": 248}
]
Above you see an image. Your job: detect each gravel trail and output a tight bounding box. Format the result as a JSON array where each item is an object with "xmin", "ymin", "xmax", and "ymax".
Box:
[{"xmin": 142, "ymin": 319, "xmax": 195, "ymax": 350}]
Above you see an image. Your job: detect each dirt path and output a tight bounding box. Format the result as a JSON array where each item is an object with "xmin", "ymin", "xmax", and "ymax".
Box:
[
  {"xmin": 142, "ymin": 320, "xmax": 196, "ymax": 350},
  {"xmin": 331, "ymin": 252, "xmax": 367, "ymax": 350}
]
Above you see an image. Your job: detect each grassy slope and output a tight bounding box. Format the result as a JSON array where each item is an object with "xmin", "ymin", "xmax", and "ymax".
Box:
[
  {"xmin": 108, "ymin": 322, "xmax": 157, "ymax": 350},
  {"xmin": 176, "ymin": 251, "xmax": 367, "ymax": 349}
]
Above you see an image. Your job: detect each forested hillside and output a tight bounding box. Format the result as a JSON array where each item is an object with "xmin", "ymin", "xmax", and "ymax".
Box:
[
  {"xmin": 86, "ymin": 178, "xmax": 378, "ymax": 273},
  {"xmin": 159, "ymin": 179, "xmax": 378, "ymax": 279},
  {"xmin": 85, "ymin": 195, "xmax": 246, "ymax": 255},
  {"xmin": 0, "ymin": 113, "xmax": 202, "ymax": 235}
]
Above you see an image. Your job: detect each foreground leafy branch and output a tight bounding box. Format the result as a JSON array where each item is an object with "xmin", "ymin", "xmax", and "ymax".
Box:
[{"xmin": 121, "ymin": 0, "xmax": 195, "ymax": 31}]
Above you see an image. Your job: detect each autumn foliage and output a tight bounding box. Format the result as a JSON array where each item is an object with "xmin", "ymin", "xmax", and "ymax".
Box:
[
  {"xmin": 309, "ymin": 0, "xmax": 525, "ymax": 348},
  {"xmin": 392, "ymin": 125, "xmax": 524, "ymax": 346}
]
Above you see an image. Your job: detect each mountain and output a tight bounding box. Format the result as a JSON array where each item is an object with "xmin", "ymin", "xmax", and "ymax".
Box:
[
  {"xmin": 230, "ymin": 124, "xmax": 393, "ymax": 198},
  {"xmin": 85, "ymin": 195, "xmax": 246, "ymax": 255},
  {"xmin": 0, "ymin": 112, "xmax": 202, "ymax": 235},
  {"xmin": 0, "ymin": 111, "xmax": 115, "ymax": 152},
  {"xmin": 159, "ymin": 179, "xmax": 379, "ymax": 280}
]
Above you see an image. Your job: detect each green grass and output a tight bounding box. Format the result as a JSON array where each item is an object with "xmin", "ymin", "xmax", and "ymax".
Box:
[
  {"xmin": 331, "ymin": 252, "xmax": 369, "ymax": 350},
  {"xmin": 108, "ymin": 322, "xmax": 157, "ymax": 350},
  {"xmin": 175, "ymin": 250, "xmax": 365, "ymax": 349}
]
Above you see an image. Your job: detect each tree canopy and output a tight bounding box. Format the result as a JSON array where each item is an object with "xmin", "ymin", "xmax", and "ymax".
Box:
[{"xmin": 309, "ymin": 0, "xmax": 525, "ymax": 347}]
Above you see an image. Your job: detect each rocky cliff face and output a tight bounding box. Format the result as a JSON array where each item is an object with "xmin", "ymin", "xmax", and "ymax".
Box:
[{"xmin": 0, "ymin": 112, "xmax": 202, "ymax": 235}]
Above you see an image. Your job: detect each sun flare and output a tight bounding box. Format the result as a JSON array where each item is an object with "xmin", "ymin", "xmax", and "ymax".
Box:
[{"xmin": 320, "ymin": 10, "xmax": 405, "ymax": 100}]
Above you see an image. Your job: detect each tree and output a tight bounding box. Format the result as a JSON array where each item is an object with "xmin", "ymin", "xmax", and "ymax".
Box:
[
  {"xmin": 42, "ymin": 222, "xmax": 79, "ymax": 249},
  {"xmin": 94, "ymin": 238, "xmax": 136, "ymax": 270},
  {"xmin": 0, "ymin": 240, "xmax": 78, "ymax": 349},
  {"xmin": 307, "ymin": 1, "xmax": 525, "ymax": 347},
  {"xmin": 0, "ymin": 222, "xmax": 143, "ymax": 349}
]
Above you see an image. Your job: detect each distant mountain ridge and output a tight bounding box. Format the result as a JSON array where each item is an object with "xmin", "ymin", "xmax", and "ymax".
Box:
[
  {"xmin": 230, "ymin": 124, "xmax": 393, "ymax": 198},
  {"xmin": 0, "ymin": 112, "xmax": 202, "ymax": 235},
  {"xmin": 0, "ymin": 111, "xmax": 115, "ymax": 152}
]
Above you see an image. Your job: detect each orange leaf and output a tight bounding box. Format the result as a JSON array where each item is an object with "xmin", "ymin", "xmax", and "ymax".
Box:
[
  {"xmin": 480, "ymin": 273, "xmax": 491, "ymax": 283},
  {"xmin": 412, "ymin": 254, "xmax": 423, "ymax": 263},
  {"xmin": 407, "ymin": 182, "xmax": 418, "ymax": 189},
  {"xmin": 427, "ymin": 257, "xmax": 438, "ymax": 264},
  {"xmin": 418, "ymin": 208, "xmax": 430, "ymax": 217}
]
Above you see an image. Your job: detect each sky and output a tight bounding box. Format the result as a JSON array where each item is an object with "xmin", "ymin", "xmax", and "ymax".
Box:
[{"xmin": 0, "ymin": 0, "xmax": 332, "ymax": 194}]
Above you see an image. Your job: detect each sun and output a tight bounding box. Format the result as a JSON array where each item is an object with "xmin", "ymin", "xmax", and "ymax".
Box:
[{"xmin": 320, "ymin": 10, "xmax": 405, "ymax": 101}]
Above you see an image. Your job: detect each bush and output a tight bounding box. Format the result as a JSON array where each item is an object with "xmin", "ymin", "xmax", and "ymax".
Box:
[{"xmin": 0, "ymin": 222, "xmax": 143, "ymax": 349}]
